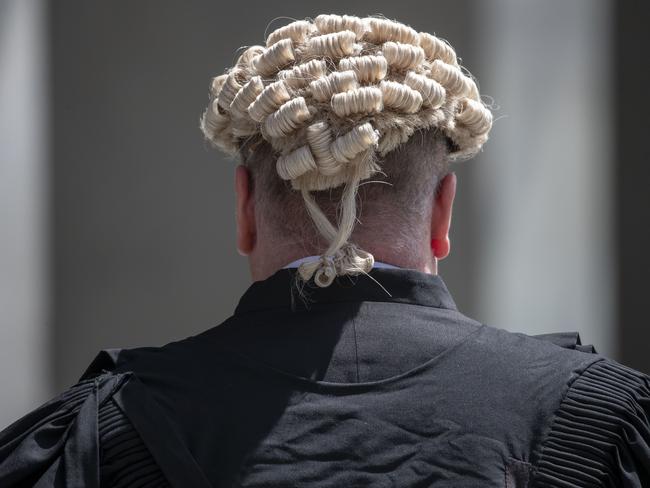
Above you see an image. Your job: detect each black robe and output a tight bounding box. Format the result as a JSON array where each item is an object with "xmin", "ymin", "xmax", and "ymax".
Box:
[{"xmin": 1, "ymin": 267, "xmax": 649, "ymax": 487}]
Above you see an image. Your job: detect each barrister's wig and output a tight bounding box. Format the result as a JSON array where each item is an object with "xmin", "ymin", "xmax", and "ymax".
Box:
[{"xmin": 200, "ymin": 14, "xmax": 493, "ymax": 287}]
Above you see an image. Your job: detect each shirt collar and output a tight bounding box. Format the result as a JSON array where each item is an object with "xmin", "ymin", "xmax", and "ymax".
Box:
[
  {"xmin": 233, "ymin": 267, "xmax": 459, "ymax": 315},
  {"xmin": 283, "ymin": 255, "xmax": 402, "ymax": 270}
]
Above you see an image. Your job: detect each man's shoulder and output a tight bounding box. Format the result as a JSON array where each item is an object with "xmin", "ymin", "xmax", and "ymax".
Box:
[
  {"xmin": 465, "ymin": 319, "xmax": 604, "ymax": 380},
  {"xmin": 476, "ymin": 321, "xmax": 599, "ymax": 359},
  {"xmin": 79, "ymin": 311, "xmax": 603, "ymax": 384},
  {"xmin": 432, "ymin": 312, "xmax": 610, "ymax": 408},
  {"xmin": 79, "ymin": 315, "xmax": 241, "ymax": 382},
  {"xmin": 457, "ymin": 321, "xmax": 650, "ymax": 486}
]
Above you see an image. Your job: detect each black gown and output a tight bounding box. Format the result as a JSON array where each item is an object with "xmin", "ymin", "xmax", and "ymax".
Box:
[{"xmin": 1, "ymin": 267, "xmax": 649, "ymax": 487}]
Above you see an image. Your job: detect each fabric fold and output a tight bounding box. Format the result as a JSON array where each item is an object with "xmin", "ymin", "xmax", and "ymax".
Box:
[
  {"xmin": 99, "ymin": 398, "xmax": 170, "ymax": 488},
  {"xmin": 531, "ymin": 331, "xmax": 597, "ymax": 354},
  {"xmin": 109, "ymin": 373, "xmax": 213, "ymax": 488},
  {"xmin": 0, "ymin": 372, "xmax": 129, "ymax": 487},
  {"xmin": 531, "ymin": 358, "xmax": 650, "ymax": 487}
]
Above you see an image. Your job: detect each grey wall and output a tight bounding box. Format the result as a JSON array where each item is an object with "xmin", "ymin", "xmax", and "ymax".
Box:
[
  {"xmin": 50, "ymin": 1, "xmax": 248, "ymax": 392},
  {"xmin": 616, "ymin": 2, "xmax": 650, "ymax": 373}
]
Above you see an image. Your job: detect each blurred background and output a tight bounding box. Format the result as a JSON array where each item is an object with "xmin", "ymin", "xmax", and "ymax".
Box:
[{"xmin": 1, "ymin": 0, "xmax": 648, "ymax": 427}]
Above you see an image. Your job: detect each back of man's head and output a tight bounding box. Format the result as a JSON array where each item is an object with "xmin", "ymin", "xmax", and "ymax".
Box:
[
  {"xmin": 240, "ymin": 127, "xmax": 451, "ymax": 266},
  {"xmin": 200, "ymin": 14, "xmax": 492, "ymax": 286}
]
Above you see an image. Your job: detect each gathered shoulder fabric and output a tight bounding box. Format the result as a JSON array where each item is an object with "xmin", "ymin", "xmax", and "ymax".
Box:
[
  {"xmin": 0, "ymin": 347, "xmax": 204, "ymax": 488},
  {"xmin": 530, "ymin": 357, "xmax": 650, "ymax": 487},
  {"xmin": 0, "ymin": 370, "xmax": 133, "ymax": 487}
]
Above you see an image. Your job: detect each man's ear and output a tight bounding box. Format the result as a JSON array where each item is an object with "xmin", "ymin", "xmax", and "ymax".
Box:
[
  {"xmin": 430, "ymin": 172, "xmax": 457, "ymax": 259},
  {"xmin": 235, "ymin": 164, "xmax": 256, "ymax": 256}
]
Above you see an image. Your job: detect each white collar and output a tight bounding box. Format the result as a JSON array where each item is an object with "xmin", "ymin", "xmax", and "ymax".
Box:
[{"xmin": 282, "ymin": 255, "xmax": 401, "ymax": 270}]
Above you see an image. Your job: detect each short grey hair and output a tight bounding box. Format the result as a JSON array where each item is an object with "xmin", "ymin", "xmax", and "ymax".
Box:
[{"xmin": 239, "ymin": 126, "xmax": 451, "ymax": 258}]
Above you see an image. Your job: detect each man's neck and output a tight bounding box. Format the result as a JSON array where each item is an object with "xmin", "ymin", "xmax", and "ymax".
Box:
[{"xmin": 246, "ymin": 234, "xmax": 438, "ymax": 281}]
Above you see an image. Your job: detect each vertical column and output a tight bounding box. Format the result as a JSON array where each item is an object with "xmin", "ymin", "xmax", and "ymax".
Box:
[
  {"xmin": 616, "ymin": 2, "xmax": 650, "ymax": 373},
  {"xmin": 472, "ymin": 0, "xmax": 615, "ymax": 356},
  {"xmin": 0, "ymin": 0, "xmax": 51, "ymax": 426}
]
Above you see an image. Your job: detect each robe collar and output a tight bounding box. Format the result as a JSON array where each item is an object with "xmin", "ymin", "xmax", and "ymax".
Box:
[{"xmin": 234, "ymin": 266, "xmax": 459, "ymax": 315}]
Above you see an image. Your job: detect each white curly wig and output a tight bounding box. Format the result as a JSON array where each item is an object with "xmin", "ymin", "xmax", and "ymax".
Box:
[{"xmin": 200, "ymin": 14, "xmax": 493, "ymax": 288}]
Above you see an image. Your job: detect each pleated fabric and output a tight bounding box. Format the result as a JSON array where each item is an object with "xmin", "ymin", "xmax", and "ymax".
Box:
[
  {"xmin": 0, "ymin": 372, "xmax": 129, "ymax": 487},
  {"xmin": 99, "ymin": 399, "xmax": 169, "ymax": 488},
  {"xmin": 531, "ymin": 359, "xmax": 650, "ymax": 487},
  {"xmin": 0, "ymin": 370, "xmax": 169, "ymax": 488}
]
